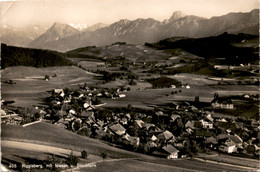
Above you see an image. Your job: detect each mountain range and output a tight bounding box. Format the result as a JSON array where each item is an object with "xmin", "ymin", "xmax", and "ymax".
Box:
[
  {"xmin": 1, "ymin": 24, "xmax": 48, "ymax": 47},
  {"xmin": 2, "ymin": 9, "xmax": 259, "ymax": 52}
]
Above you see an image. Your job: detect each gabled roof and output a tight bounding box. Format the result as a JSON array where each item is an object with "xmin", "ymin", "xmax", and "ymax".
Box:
[
  {"xmin": 170, "ymin": 114, "xmax": 180, "ymax": 122},
  {"xmin": 162, "ymin": 145, "xmax": 179, "ymax": 154},
  {"xmin": 157, "ymin": 130, "xmax": 174, "ymax": 141},
  {"xmin": 135, "ymin": 120, "xmax": 145, "ymax": 128},
  {"xmin": 143, "ymin": 123, "xmax": 155, "ymax": 130},
  {"xmin": 80, "ymin": 110, "xmax": 93, "ymax": 118},
  {"xmin": 229, "ymin": 135, "xmax": 243, "ymax": 144},
  {"xmin": 155, "ymin": 111, "xmax": 168, "ymax": 117},
  {"xmin": 185, "ymin": 121, "xmax": 195, "ymax": 129},
  {"xmin": 217, "ymin": 134, "xmax": 229, "ymax": 141},
  {"xmin": 205, "ymin": 136, "xmax": 218, "ymax": 144},
  {"xmin": 224, "ymin": 140, "xmax": 236, "ymax": 147},
  {"xmin": 109, "ymin": 124, "xmax": 126, "ymax": 136}
]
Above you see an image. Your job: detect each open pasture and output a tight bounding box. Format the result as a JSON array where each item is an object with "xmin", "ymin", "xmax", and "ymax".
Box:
[{"xmin": 1, "ymin": 66, "xmax": 101, "ymax": 107}]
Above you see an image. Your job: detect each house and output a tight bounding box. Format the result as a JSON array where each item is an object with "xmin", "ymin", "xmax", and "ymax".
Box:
[
  {"xmin": 185, "ymin": 121, "xmax": 195, "ymax": 129},
  {"xmin": 174, "ymin": 140, "xmax": 186, "ymax": 148},
  {"xmin": 162, "ymin": 145, "xmax": 179, "ymax": 159},
  {"xmin": 95, "ymin": 129, "xmax": 107, "ymax": 139},
  {"xmin": 229, "ymin": 134, "xmax": 243, "ymax": 148},
  {"xmin": 80, "ymin": 110, "xmax": 94, "ymax": 119},
  {"xmin": 211, "ymin": 94, "xmax": 234, "ymax": 109},
  {"xmin": 109, "ymin": 124, "xmax": 126, "ymax": 136},
  {"xmin": 205, "ymin": 136, "xmax": 218, "ymax": 149},
  {"xmin": 69, "ymin": 109, "xmax": 76, "ymax": 115},
  {"xmin": 151, "ymin": 135, "xmax": 157, "ymax": 141},
  {"xmin": 120, "ymin": 118, "xmax": 128, "ymax": 125},
  {"xmin": 186, "ymin": 128, "xmax": 193, "ymax": 134},
  {"xmin": 123, "ymin": 134, "xmax": 140, "ymax": 147},
  {"xmin": 54, "ymin": 89, "xmax": 65, "ymax": 97},
  {"xmin": 170, "ymin": 114, "xmax": 180, "ymax": 123},
  {"xmin": 143, "ymin": 123, "xmax": 155, "ymax": 130},
  {"xmin": 0, "ymin": 109, "xmax": 7, "ymax": 116},
  {"xmin": 200, "ymin": 119, "xmax": 213, "ymax": 129},
  {"xmin": 217, "ymin": 134, "xmax": 237, "ymax": 153},
  {"xmin": 118, "ymin": 94, "xmax": 126, "ymax": 98},
  {"xmin": 219, "ymin": 141, "xmax": 237, "ymax": 153},
  {"xmin": 156, "ymin": 130, "xmax": 174, "ymax": 142},
  {"xmin": 134, "ymin": 120, "xmax": 145, "ymax": 128},
  {"xmin": 217, "ymin": 134, "xmax": 229, "ymax": 141},
  {"xmin": 125, "ymin": 113, "xmax": 131, "ymax": 120},
  {"xmin": 205, "ymin": 113, "xmax": 214, "ymax": 123}
]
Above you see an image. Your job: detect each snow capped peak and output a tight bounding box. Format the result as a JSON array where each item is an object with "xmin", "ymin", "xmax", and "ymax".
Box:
[{"xmin": 68, "ymin": 23, "xmax": 88, "ymax": 31}]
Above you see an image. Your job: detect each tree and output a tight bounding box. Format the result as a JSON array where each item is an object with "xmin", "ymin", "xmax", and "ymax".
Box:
[
  {"xmin": 129, "ymin": 79, "xmax": 136, "ymax": 85},
  {"xmin": 43, "ymin": 154, "xmax": 59, "ymax": 170},
  {"xmin": 66, "ymin": 151, "xmax": 79, "ymax": 167},
  {"xmin": 100, "ymin": 152, "xmax": 107, "ymax": 160},
  {"xmin": 81, "ymin": 150, "xmax": 88, "ymax": 159},
  {"xmin": 194, "ymin": 96, "xmax": 200, "ymax": 103},
  {"xmin": 44, "ymin": 75, "xmax": 50, "ymax": 81}
]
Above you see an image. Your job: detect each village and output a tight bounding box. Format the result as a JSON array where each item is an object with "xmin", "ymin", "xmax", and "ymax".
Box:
[{"xmin": 2, "ymin": 83, "xmax": 259, "ymax": 160}]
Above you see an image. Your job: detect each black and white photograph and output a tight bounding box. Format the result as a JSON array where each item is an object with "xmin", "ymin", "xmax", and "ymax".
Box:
[{"xmin": 1, "ymin": 0, "xmax": 259, "ymax": 171}]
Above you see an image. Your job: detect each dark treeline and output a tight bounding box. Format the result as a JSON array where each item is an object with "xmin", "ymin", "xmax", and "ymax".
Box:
[
  {"xmin": 145, "ymin": 33, "xmax": 259, "ymax": 65},
  {"xmin": 1, "ymin": 44, "xmax": 73, "ymax": 68}
]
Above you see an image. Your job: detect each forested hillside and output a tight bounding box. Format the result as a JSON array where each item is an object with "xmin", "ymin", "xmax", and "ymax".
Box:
[{"xmin": 1, "ymin": 44, "xmax": 72, "ymax": 68}]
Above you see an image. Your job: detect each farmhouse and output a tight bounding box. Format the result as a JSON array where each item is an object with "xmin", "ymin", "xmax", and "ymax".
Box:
[
  {"xmin": 219, "ymin": 141, "xmax": 237, "ymax": 153},
  {"xmin": 162, "ymin": 145, "xmax": 179, "ymax": 159},
  {"xmin": 109, "ymin": 124, "xmax": 126, "ymax": 136},
  {"xmin": 211, "ymin": 96, "xmax": 234, "ymax": 109},
  {"xmin": 156, "ymin": 130, "xmax": 174, "ymax": 142},
  {"xmin": 200, "ymin": 119, "xmax": 213, "ymax": 129}
]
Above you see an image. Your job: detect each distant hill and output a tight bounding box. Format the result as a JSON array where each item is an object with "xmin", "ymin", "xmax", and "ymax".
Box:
[
  {"xmin": 1, "ymin": 24, "xmax": 48, "ymax": 47},
  {"xmin": 27, "ymin": 9, "xmax": 259, "ymax": 52},
  {"xmin": 1, "ymin": 44, "xmax": 72, "ymax": 68},
  {"xmin": 145, "ymin": 33, "xmax": 259, "ymax": 65}
]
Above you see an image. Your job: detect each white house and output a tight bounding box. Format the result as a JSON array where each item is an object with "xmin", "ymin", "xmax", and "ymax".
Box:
[
  {"xmin": 162, "ymin": 145, "xmax": 179, "ymax": 159},
  {"xmin": 200, "ymin": 119, "xmax": 213, "ymax": 129},
  {"xmin": 219, "ymin": 142, "xmax": 237, "ymax": 153}
]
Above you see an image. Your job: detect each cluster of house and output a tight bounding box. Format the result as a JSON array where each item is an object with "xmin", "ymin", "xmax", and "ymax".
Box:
[
  {"xmin": 1, "ymin": 85, "xmax": 259, "ymax": 159},
  {"xmin": 48, "ymin": 87, "xmax": 260, "ymax": 159},
  {"xmin": 0, "ymin": 108, "xmax": 23, "ymax": 125},
  {"xmin": 0, "ymin": 102, "xmax": 46, "ymax": 125}
]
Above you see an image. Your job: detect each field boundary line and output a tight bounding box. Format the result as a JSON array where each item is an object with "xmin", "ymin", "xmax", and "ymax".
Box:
[
  {"xmin": 194, "ymin": 157, "xmax": 258, "ymax": 171},
  {"xmin": 22, "ymin": 119, "xmax": 42, "ymax": 127}
]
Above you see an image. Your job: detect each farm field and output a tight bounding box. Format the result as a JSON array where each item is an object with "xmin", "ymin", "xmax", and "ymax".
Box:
[
  {"xmin": 101, "ymin": 83, "xmax": 259, "ymax": 109},
  {"xmin": 196, "ymin": 153, "xmax": 259, "ymax": 169},
  {"xmin": 1, "ymin": 66, "xmax": 101, "ymax": 107}
]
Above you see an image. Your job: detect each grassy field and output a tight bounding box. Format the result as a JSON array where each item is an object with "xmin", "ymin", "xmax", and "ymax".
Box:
[
  {"xmin": 101, "ymin": 81, "xmax": 258, "ymax": 109},
  {"xmin": 197, "ymin": 154, "xmax": 259, "ymax": 169},
  {"xmin": 76, "ymin": 44, "xmax": 171, "ymax": 63},
  {"xmin": 1, "ymin": 122, "xmax": 143, "ymax": 159},
  {"xmin": 1, "ymin": 66, "xmax": 101, "ymax": 107}
]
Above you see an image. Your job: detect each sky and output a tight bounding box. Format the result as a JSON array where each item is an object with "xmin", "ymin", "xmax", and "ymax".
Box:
[{"xmin": 1, "ymin": 0, "xmax": 259, "ymax": 28}]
